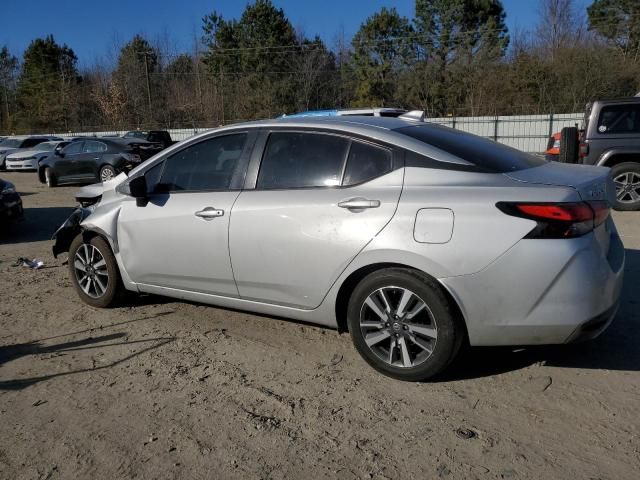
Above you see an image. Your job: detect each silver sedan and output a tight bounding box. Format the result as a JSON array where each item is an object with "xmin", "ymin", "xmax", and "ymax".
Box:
[{"xmin": 52, "ymin": 116, "xmax": 624, "ymax": 380}]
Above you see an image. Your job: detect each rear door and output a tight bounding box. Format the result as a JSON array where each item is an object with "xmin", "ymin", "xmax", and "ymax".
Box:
[
  {"xmin": 79, "ymin": 140, "xmax": 108, "ymax": 179},
  {"xmin": 229, "ymin": 130, "xmax": 403, "ymax": 309}
]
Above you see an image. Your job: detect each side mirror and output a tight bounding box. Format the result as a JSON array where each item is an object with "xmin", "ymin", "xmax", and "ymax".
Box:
[
  {"xmin": 55, "ymin": 150, "xmax": 64, "ymax": 157},
  {"xmin": 129, "ymin": 175, "xmax": 148, "ymax": 206}
]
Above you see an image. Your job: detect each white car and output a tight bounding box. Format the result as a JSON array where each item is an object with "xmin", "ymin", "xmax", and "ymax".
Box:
[{"xmin": 5, "ymin": 140, "xmax": 70, "ymax": 171}]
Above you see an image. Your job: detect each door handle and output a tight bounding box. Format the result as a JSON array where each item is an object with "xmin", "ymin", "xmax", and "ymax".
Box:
[
  {"xmin": 338, "ymin": 198, "xmax": 381, "ymax": 210},
  {"xmin": 195, "ymin": 207, "xmax": 224, "ymax": 220}
]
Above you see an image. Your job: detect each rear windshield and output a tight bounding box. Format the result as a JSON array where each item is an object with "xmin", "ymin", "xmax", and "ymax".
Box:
[{"xmin": 396, "ymin": 125, "xmax": 546, "ymax": 173}]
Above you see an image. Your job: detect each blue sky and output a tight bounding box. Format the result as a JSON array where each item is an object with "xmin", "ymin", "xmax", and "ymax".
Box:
[{"xmin": 2, "ymin": 0, "xmax": 592, "ymax": 66}]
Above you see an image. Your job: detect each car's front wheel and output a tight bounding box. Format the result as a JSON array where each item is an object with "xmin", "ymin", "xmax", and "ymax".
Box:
[
  {"xmin": 44, "ymin": 167, "xmax": 56, "ymax": 187},
  {"xmin": 347, "ymin": 268, "xmax": 463, "ymax": 381},
  {"xmin": 69, "ymin": 234, "xmax": 124, "ymax": 308},
  {"xmin": 611, "ymin": 162, "xmax": 640, "ymax": 211}
]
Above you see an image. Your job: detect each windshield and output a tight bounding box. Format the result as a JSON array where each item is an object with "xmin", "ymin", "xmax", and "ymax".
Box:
[
  {"xmin": 0, "ymin": 138, "xmax": 22, "ymax": 148},
  {"xmin": 33, "ymin": 141, "xmax": 57, "ymax": 152},
  {"xmin": 396, "ymin": 125, "xmax": 547, "ymax": 173}
]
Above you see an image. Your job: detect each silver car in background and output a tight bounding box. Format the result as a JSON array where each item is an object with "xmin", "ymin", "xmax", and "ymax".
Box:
[
  {"xmin": 5, "ymin": 140, "xmax": 70, "ymax": 171},
  {"xmin": 52, "ymin": 116, "xmax": 624, "ymax": 380},
  {"xmin": 0, "ymin": 135, "xmax": 63, "ymax": 169}
]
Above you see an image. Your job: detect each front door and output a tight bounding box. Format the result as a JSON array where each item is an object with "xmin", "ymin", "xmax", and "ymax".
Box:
[
  {"xmin": 229, "ymin": 131, "xmax": 403, "ymax": 309},
  {"xmin": 117, "ymin": 132, "xmax": 252, "ymax": 296},
  {"xmin": 56, "ymin": 140, "xmax": 84, "ymax": 180}
]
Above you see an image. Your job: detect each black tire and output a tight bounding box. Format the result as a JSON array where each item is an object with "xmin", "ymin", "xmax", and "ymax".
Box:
[
  {"xmin": 347, "ymin": 268, "xmax": 464, "ymax": 381},
  {"xmin": 611, "ymin": 162, "xmax": 640, "ymax": 211},
  {"xmin": 44, "ymin": 167, "xmax": 57, "ymax": 187},
  {"xmin": 99, "ymin": 165, "xmax": 116, "ymax": 182},
  {"xmin": 559, "ymin": 127, "xmax": 579, "ymax": 164},
  {"xmin": 68, "ymin": 234, "xmax": 124, "ymax": 308}
]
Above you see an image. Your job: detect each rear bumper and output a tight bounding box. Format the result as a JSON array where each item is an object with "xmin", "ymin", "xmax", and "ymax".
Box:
[
  {"xmin": 565, "ymin": 302, "xmax": 619, "ymax": 343},
  {"xmin": 440, "ymin": 219, "xmax": 625, "ymax": 346}
]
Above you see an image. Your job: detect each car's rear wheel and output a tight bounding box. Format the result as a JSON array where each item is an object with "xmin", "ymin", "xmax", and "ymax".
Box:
[
  {"xmin": 69, "ymin": 234, "xmax": 124, "ymax": 308},
  {"xmin": 559, "ymin": 127, "xmax": 579, "ymax": 163},
  {"xmin": 44, "ymin": 167, "xmax": 56, "ymax": 187},
  {"xmin": 347, "ymin": 268, "xmax": 463, "ymax": 381},
  {"xmin": 100, "ymin": 165, "xmax": 116, "ymax": 182},
  {"xmin": 611, "ymin": 162, "xmax": 640, "ymax": 211}
]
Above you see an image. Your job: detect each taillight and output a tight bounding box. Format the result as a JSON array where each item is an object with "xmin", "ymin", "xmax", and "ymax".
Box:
[
  {"xmin": 497, "ymin": 201, "xmax": 610, "ymax": 238},
  {"xmin": 124, "ymin": 153, "xmax": 142, "ymax": 163},
  {"xmin": 579, "ymin": 142, "xmax": 589, "ymax": 158}
]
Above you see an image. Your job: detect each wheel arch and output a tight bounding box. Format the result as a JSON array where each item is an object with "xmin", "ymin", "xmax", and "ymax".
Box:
[
  {"xmin": 334, "ymin": 262, "xmax": 468, "ymax": 339},
  {"xmin": 597, "ymin": 150, "xmax": 640, "ymax": 168}
]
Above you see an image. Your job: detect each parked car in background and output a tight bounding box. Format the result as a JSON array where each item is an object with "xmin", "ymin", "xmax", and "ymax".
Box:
[
  {"xmin": 544, "ymin": 131, "xmax": 561, "ymax": 161},
  {"xmin": 51, "ymin": 115, "xmax": 623, "ymax": 381},
  {"xmin": 123, "ymin": 130, "xmax": 176, "ymax": 150},
  {"xmin": 0, "ymin": 177, "xmax": 23, "ymax": 222},
  {"xmin": 546, "ymin": 96, "xmax": 640, "ymax": 210},
  {"xmin": 0, "ymin": 135, "xmax": 63, "ymax": 169},
  {"xmin": 5, "ymin": 140, "xmax": 70, "ymax": 171},
  {"xmin": 38, "ymin": 137, "xmax": 145, "ymax": 187}
]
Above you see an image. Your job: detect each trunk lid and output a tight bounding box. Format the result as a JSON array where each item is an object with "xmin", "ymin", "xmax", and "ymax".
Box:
[{"xmin": 505, "ymin": 161, "xmax": 615, "ymax": 205}]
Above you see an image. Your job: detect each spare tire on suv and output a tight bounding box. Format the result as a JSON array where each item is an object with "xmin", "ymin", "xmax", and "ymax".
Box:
[{"xmin": 559, "ymin": 127, "xmax": 579, "ymax": 163}]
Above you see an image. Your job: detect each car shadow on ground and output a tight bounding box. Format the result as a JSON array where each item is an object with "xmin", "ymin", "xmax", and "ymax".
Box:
[
  {"xmin": 441, "ymin": 248, "xmax": 640, "ymax": 381},
  {"xmin": 0, "ymin": 206, "xmax": 74, "ymax": 245},
  {"xmin": 0, "ymin": 312, "xmax": 176, "ymax": 391}
]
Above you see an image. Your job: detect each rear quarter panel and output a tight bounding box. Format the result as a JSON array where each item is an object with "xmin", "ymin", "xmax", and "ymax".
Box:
[{"xmin": 362, "ymin": 167, "xmax": 581, "ymax": 279}]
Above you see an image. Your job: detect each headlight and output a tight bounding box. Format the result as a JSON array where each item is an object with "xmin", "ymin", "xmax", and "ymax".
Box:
[{"xmin": 1, "ymin": 183, "xmax": 16, "ymax": 193}]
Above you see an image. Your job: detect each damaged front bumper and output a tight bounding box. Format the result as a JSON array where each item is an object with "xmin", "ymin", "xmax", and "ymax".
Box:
[{"xmin": 52, "ymin": 207, "xmax": 93, "ymax": 258}]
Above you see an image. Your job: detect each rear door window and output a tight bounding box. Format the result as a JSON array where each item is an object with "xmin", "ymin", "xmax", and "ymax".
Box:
[
  {"xmin": 256, "ymin": 132, "xmax": 350, "ymax": 189},
  {"xmin": 84, "ymin": 141, "xmax": 107, "ymax": 153},
  {"xmin": 156, "ymin": 133, "xmax": 247, "ymax": 192},
  {"xmin": 342, "ymin": 141, "xmax": 392, "ymax": 186},
  {"xmin": 597, "ymin": 104, "xmax": 640, "ymax": 134}
]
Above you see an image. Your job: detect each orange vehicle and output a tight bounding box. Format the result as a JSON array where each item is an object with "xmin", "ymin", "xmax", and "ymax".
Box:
[{"xmin": 544, "ymin": 131, "xmax": 561, "ymax": 161}]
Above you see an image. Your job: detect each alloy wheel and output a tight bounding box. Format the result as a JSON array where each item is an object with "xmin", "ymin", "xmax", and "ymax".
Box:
[
  {"xmin": 359, "ymin": 286, "xmax": 437, "ymax": 368},
  {"xmin": 100, "ymin": 167, "xmax": 115, "ymax": 182},
  {"xmin": 614, "ymin": 171, "xmax": 640, "ymax": 204},
  {"xmin": 74, "ymin": 243, "xmax": 109, "ymax": 299}
]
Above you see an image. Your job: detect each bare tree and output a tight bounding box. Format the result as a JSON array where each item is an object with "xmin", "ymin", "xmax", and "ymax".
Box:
[{"xmin": 535, "ymin": 0, "xmax": 585, "ymax": 58}]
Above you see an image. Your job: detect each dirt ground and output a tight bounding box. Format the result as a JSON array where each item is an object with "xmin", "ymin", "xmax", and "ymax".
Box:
[{"xmin": 0, "ymin": 170, "xmax": 638, "ymax": 480}]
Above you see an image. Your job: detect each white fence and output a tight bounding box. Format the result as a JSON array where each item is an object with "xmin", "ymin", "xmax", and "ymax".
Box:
[
  {"xmin": 428, "ymin": 113, "xmax": 583, "ymax": 152},
  {"xmin": 52, "ymin": 112, "xmax": 585, "ymax": 153}
]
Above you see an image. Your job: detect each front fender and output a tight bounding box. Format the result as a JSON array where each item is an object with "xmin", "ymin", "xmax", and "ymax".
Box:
[{"xmin": 51, "ymin": 207, "xmax": 92, "ymax": 258}]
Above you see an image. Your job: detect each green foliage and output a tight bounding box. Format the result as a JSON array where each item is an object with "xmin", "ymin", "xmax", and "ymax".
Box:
[
  {"xmin": 0, "ymin": 46, "xmax": 18, "ymax": 131},
  {"xmin": 202, "ymin": 0, "xmax": 299, "ymax": 118},
  {"xmin": 15, "ymin": 35, "xmax": 79, "ymax": 131},
  {"xmin": 2, "ymin": 1, "xmax": 640, "ymax": 134},
  {"xmin": 350, "ymin": 8, "xmax": 416, "ymax": 106},
  {"xmin": 588, "ymin": 0, "xmax": 640, "ymax": 55}
]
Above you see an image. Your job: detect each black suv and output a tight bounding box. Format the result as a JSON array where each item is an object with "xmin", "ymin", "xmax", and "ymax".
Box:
[{"xmin": 559, "ymin": 97, "xmax": 640, "ymax": 211}]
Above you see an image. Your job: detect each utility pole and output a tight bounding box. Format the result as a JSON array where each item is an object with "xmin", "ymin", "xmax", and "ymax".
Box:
[
  {"xmin": 219, "ymin": 65, "xmax": 225, "ymax": 125},
  {"xmin": 144, "ymin": 53, "xmax": 152, "ymax": 113}
]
